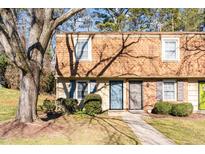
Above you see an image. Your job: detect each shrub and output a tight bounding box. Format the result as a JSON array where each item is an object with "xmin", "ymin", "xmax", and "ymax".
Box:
[
  {"xmin": 42, "ymin": 99, "xmax": 56, "ymax": 114},
  {"xmin": 56, "ymin": 98, "xmax": 66, "ymax": 113},
  {"xmin": 56, "ymin": 98, "xmax": 78, "ymax": 114},
  {"xmin": 171, "ymin": 103, "xmax": 193, "ymax": 117},
  {"xmin": 62, "ymin": 98, "xmax": 78, "ymax": 114},
  {"xmin": 152, "ymin": 101, "xmax": 173, "ymax": 115},
  {"xmin": 84, "ymin": 101, "xmax": 102, "ymax": 115},
  {"xmin": 83, "ymin": 94, "xmax": 102, "ymax": 115},
  {"xmin": 56, "ymin": 98, "xmax": 65, "ymax": 104},
  {"xmin": 84, "ymin": 93, "xmax": 102, "ymax": 104},
  {"xmin": 41, "ymin": 72, "xmax": 55, "ymax": 94}
]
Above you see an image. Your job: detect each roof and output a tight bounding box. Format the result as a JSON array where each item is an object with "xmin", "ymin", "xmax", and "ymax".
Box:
[{"xmin": 56, "ymin": 31, "xmax": 205, "ymax": 36}]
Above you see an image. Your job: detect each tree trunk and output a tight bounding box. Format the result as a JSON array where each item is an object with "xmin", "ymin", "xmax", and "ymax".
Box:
[
  {"xmin": 0, "ymin": 8, "xmax": 84, "ymax": 123},
  {"xmin": 16, "ymin": 67, "xmax": 40, "ymax": 123}
]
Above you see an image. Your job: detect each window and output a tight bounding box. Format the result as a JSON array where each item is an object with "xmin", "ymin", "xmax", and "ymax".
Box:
[
  {"xmin": 163, "ymin": 80, "xmax": 176, "ymax": 101},
  {"xmin": 162, "ymin": 38, "xmax": 179, "ymax": 61},
  {"xmin": 77, "ymin": 81, "xmax": 89, "ymax": 99},
  {"xmin": 75, "ymin": 38, "xmax": 91, "ymax": 61}
]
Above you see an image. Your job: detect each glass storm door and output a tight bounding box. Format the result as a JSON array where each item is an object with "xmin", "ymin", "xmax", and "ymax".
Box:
[
  {"xmin": 110, "ymin": 81, "xmax": 123, "ymax": 110},
  {"xmin": 129, "ymin": 81, "xmax": 142, "ymax": 110},
  {"xmin": 199, "ymin": 82, "xmax": 205, "ymax": 110}
]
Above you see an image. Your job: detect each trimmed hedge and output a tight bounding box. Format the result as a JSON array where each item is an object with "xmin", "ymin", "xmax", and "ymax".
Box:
[
  {"xmin": 171, "ymin": 103, "xmax": 193, "ymax": 117},
  {"xmin": 63, "ymin": 98, "xmax": 78, "ymax": 113},
  {"xmin": 56, "ymin": 98, "xmax": 78, "ymax": 114},
  {"xmin": 83, "ymin": 94, "xmax": 102, "ymax": 115},
  {"xmin": 152, "ymin": 101, "xmax": 193, "ymax": 117},
  {"xmin": 84, "ymin": 93, "xmax": 102, "ymax": 103},
  {"xmin": 152, "ymin": 101, "xmax": 173, "ymax": 115}
]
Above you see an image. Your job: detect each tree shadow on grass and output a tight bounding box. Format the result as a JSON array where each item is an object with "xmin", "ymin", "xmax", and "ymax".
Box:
[
  {"xmin": 0, "ymin": 112, "xmax": 139, "ymax": 144},
  {"xmin": 39, "ymin": 111, "xmax": 139, "ymax": 144},
  {"xmin": 83, "ymin": 114, "xmax": 139, "ymax": 145},
  {"xmin": 98, "ymin": 117, "xmax": 138, "ymax": 144}
]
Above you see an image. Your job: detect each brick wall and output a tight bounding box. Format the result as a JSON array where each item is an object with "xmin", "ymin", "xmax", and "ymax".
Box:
[{"xmin": 56, "ymin": 33, "xmax": 205, "ymax": 78}]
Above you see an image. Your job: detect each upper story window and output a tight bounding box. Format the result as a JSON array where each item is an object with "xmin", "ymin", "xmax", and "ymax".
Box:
[
  {"xmin": 74, "ymin": 38, "xmax": 92, "ymax": 61},
  {"xmin": 162, "ymin": 38, "xmax": 179, "ymax": 61}
]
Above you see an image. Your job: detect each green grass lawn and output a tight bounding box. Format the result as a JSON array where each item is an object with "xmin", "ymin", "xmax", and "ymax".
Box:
[
  {"xmin": 0, "ymin": 88, "xmax": 53, "ymax": 122},
  {"xmin": 144, "ymin": 115, "xmax": 205, "ymax": 144},
  {"xmin": 0, "ymin": 88, "xmax": 20, "ymax": 122},
  {"xmin": 0, "ymin": 88, "xmax": 139, "ymax": 145},
  {"xmin": 0, "ymin": 114, "xmax": 139, "ymax": 145}
]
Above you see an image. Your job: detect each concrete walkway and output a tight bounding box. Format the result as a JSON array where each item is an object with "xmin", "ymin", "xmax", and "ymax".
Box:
[{"xmin": 121, "ymin": 112, "xmax": 174, "ymax": 145}]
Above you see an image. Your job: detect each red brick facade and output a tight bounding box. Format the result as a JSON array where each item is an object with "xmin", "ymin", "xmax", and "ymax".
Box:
[
  {"xmin": 56, "ymin": 32, "xmax": 205, "ymax": 111},
  {"xmin": 56, "ymin": 32, "xmax": 205, "ymax": 78}
]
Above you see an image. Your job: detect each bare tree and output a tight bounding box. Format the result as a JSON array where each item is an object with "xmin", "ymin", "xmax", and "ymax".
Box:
[{"xmin": 0, "ymin": 8, "xmax": 84, "ymax": 123}]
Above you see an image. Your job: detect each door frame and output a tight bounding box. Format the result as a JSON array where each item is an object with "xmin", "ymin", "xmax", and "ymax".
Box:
[
  {"xmin": 109, "ymin": 80, "xmax": 124, "ymax": 110},
  {"xmin": 198, "ymin": 80, "xmax": 205, "ymax": 110},
  {"xmin": 129, "ymin": 80, "xmax": 143, "ymax": 110}
]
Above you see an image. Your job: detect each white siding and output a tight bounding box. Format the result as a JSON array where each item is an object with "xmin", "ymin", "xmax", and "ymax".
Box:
[
  {"xmin": 95, "ymin": 81, "xmax": 109, "ymax": 111},
  {"xmin": 188, "ymin": 81, "xmax": 198, "ymax": 111},
  {"xmin": 56, "ymin": 81, "xmax": 71, "ymax": 99}
]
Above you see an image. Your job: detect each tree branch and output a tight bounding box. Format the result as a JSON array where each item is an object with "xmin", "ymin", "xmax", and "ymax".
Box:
[
  {"xmin": 51, "ymin": 8, "xmax": 84, "ymax": 30},
  {"xmin": 44, "ymin": 8, "xmax": 53, "ymax": 23},
  {"xmin": 0, "ymin": 9, "xmax": 30, "ymax": 71}
]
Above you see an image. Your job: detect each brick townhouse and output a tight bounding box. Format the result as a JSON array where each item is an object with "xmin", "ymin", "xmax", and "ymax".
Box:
[{"xmin": 55, "ymin": 32, "xmax": 205, "ymax": 112}]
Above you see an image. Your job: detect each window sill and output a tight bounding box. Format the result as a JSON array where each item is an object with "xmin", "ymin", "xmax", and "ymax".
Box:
[
  {"xmin": 162, "ymin": 99, "xmax": 177, "ymax": 102},
  {"xmin": 162, "ymin": 60, "xmax": 179, "ymax": 63},
  {"xmin": 75, "ymin": 59, "xmax": 92, "ymax": 62}
]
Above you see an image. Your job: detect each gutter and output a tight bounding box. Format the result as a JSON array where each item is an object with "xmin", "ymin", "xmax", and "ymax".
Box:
[{"xmin": 55, "ymin": 75, "xmax": 205, "ymax": 80}]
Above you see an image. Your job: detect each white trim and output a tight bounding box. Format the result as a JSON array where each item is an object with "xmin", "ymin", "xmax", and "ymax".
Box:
[
  {"xmin": 162, "ymin": 80, "xmax": 177, "ymax": 101},
  {"xmin": 188, "ymin": 81, "xmax": 198, "ymax": 111},
  {"xmin": 161, "ymin": 37, "xmax": 180, "ymax": 62},
  {"xmin": 76, "ymin": 80, "xmax": 90, "ymax": 100},
  {"xmin": 74, "ymin": 37, "xmax": 92, "ymax": 61}
]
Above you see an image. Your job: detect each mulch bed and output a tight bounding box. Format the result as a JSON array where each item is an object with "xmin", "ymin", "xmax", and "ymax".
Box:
[{"xmin": 0, "ymin": 118, "xmax": 65, "ymax": 139}]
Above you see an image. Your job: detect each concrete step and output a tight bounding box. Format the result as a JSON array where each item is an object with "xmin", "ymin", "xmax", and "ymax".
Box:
[{"xmin": 108, "ymin": 110, "xmax": 145, "ymax": 116}]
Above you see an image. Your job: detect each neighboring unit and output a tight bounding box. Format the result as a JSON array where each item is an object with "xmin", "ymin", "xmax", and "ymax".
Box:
[{"xmin": 55, "ymin": 32, "xmax": 205, "ymax": 112}]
